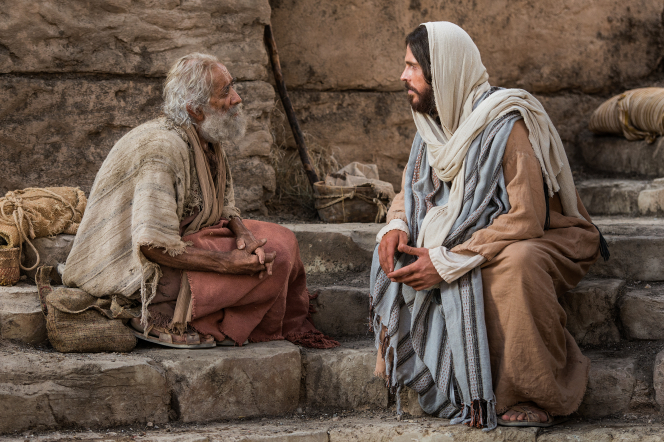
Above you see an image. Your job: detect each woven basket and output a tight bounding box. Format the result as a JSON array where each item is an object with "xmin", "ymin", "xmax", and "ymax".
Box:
[
  {"xmin": 0, "ymin": 247, "xmax": 20, "ymax": 286},
  {"xmin": 314, "ymin": 182, "xmax": 390, "ymax": 223}
]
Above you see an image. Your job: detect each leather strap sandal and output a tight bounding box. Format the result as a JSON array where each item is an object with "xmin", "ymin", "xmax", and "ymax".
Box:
[{"xmin": 130, "ymin": 318, "xmax": 216, "ymax": 349}]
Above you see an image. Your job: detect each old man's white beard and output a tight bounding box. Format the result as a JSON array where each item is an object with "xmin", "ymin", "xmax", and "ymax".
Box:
[{"xmin": 197, "ymin": 104, "xmax": 247, "ymax": 144}]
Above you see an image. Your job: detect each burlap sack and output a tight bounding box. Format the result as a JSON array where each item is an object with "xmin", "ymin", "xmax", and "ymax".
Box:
[
  {"xmin": 0, "ymin": 187, "xmax": 86, "ymax": 271},
  {"xmin": 36, "ymin": 267, "xmax": 138, "ymax": 353},
  {"xmin": 589, "ymin": 87, "xmax": 664, "ymax": 143}
]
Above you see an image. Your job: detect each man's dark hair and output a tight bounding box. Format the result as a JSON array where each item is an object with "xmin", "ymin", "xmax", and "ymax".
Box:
[{"xmin": 405, "ymin": 25, "xmax": 432, "ymax": 85}]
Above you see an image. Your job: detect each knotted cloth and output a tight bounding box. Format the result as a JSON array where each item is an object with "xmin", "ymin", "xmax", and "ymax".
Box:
[
  {"xmin": 412, "ymin": 22, "xmax": 582, "ymax": 250},
  {"xmin": 0, "ymin": 187, "xmax": 86, "ymax": 270},
  {"xmin": 589, "ymin": 87, "xmax": 664, "ymax": 143}
]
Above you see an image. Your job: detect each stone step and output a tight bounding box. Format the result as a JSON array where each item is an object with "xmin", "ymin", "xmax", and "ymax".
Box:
[
  {"xmin": 0, "ymin": 333, "xmax": 660, "ymax": 434},
  {"xmin": 580, "ymin": 134, "xmax": 664, "ymax": 178},
  {"xmin": 591, "ymin": 217, "xmax": 664, "ymax": 281},
  {"xmin": 0, "ymin": 283, "xmax": 46, "ymax": 346},
  {"xmin": 577, "ymin": 178, "xmax": 664, "ymax": 216},
  {"xmin": 6, "ymin": 418, "xmax": 664, "ymax": 442}
]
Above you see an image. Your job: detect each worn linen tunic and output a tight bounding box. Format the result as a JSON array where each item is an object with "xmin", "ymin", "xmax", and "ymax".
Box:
[{"xmin": 387, "ymin": 120, "xmax": 598, "ymax": 415}]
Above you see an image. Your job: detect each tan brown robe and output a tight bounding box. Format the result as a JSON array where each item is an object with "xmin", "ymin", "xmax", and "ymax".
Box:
[{"xmin": 387, "ymin": 120, "xmax": 599, "ymax": 415}]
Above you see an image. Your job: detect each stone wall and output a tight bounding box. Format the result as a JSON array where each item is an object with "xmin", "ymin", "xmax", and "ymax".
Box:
[
  {"xmin": 0, "ymin": 0, "xmax": 275, "ymax": 214},
  {"xmin": 270, "ymin": 0, "xmax": 664, "ymax": 189}
]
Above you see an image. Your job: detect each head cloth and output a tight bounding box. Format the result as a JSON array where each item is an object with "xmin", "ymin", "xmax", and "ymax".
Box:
[{"xmin": 412, "ymin": 22, "xmax": 583, "ymax": 249}]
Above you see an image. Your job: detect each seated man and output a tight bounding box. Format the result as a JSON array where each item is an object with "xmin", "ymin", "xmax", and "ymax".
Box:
[
  {"xmin": 63, "ymin": 53, "xmax": 337, "ymax": 349},
  {"xmin": 372, "ymin": 23, "xmax": 604, "ymax": 428}
]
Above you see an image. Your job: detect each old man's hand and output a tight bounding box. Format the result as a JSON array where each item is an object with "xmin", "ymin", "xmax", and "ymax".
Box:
[
  {"xmin": 227, "ymin": 241, "xmax": 276, "ymax": 278},
  {"xmin": 387, "ymin": 244, "xmax": 443, "ymax": 291}
]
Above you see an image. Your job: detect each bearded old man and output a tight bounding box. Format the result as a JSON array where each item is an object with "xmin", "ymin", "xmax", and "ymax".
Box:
[
  {"xmin": 371, "ymin": 23, "xmax": 606, "ymax": 429},
  {"xmin": 63, "ymin": 53, "xmax": 337, "ymax": 349}
]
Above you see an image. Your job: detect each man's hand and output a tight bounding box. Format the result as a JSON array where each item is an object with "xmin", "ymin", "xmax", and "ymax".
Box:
[
  {"xmin": 378, "ymin": 229, "xmax": 409, "ymax": 274},
  {"xmin": 225, "ymin": 242, "xmax": 276, "ymax": 278},
  {"xmin": 387, "ymin": 244, "xmax": 443, "ymax": 291},
  {"xmin": 228, "ymin": 217, "xmax": 272, "ymax": 277}
]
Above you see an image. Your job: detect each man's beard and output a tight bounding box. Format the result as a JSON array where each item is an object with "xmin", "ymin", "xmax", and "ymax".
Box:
[
  {"xmin": 197, "ymin": 104, "xmax": 247, "ymax": 144},
  {"xmin": 407, "ymin": 83, "xmax": 436, "ymax": 115}
]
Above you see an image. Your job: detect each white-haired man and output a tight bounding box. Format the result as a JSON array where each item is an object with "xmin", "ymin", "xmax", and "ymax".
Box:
[{"xmin": 63, "ymin": 53, "xmax": 337, "ymax": 349}]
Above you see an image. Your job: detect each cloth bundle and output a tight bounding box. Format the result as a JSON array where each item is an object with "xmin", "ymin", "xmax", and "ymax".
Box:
[
  {"xmin": 37, "ymin": 266, "xmax": 139, "ymax": 353},
  {"xmin": 589, "ymin": 87, "xmax": 664, "ymax": 143},
  {"xmin": 0, "ymin": 187, "xmax": 86, "ymax": 271}
]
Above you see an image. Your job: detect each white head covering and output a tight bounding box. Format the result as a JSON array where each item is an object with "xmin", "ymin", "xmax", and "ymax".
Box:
[{"xmin": 412, "ymin": 22, "xmax": 582, "ymax": 249}]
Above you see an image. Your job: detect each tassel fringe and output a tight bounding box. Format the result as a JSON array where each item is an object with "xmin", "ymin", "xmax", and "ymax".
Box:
[{"xmin": 592, "ymin": 223, "xmax": 610, "ymax": 261}]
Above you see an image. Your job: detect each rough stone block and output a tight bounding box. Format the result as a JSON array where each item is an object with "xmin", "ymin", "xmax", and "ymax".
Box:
[
  {"xmin": 0, "ymin": 350, "xmax": 170, "ymax": 433},
  {"xmin": 0, "ymin": 77, "xmax": 275, "ymax": 214},
  {"xmin": 310, "ymin": 286, "xmax": 370, "ymax": 338},
  {"xmin": 302, "ymin": 342, "xmax": 387, "ymax": 410},
  {"xmin": 590, "ymin": 218, "xmax": 664, "ymax": 281},
  {"xmin": 560, "ymin": 278, "xmax": 623, "ymax": 346},
  {"xmin": 0, "ymin": 0, "xmax": 271, "ymax": 80},
  {"xmin": 149, "ymin": 341, "xmax": 301, "ymax": 423},
  {"xmin": 328, "ymin": 421, "xmax": 537, "ymax": 442},
  {"xmin": 578, "ymin": 353, "xmax": 636, "ymax": 418},
  {"xmin": 653, "ymin": 350, "xmax": 664, "ymax": 408},
  {"xmin": 638, "ymin": 181, "xmax": 664, "ymax": 216},
  {"xmin": 287, "ymin": 228, "xmax": 374, "ymax": 274},
  {"xmin": 271, "ymin": 0, "xmax": 663, "ymax": 94},
  {"xmin": 538, "ymin": 424, "xmax": 664, "ymax": 442},
  {"xmin": 577, "ymin": 179, "xmax": 647, "ymax": 216},
  {"xmin": 581, "ymin": 135, "xmax": 664, "ymax": 178},
  {"xmin": 620, "ymin": 287, "xmax": 664, "ymax": 340},
  {"xmin": 22, "ymin": 234, "xmax": 75, "ymax": 284},
  {"xmin": 0, "ymin": 283, "xmax": 47, "ymax": 345}
]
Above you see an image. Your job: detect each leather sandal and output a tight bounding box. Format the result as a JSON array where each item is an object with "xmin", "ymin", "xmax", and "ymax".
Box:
[
  {"xmin": 130, "ymin": 318, "xmax": 216, "ymax": 349},
  {"xmin": 497, "ymin": 403, "xmax": 567, "ymax": 428}
]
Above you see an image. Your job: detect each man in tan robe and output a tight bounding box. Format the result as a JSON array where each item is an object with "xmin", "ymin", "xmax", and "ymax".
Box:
[
  {"xmin": 373, "ymin": 23, "xmax": 600, "ymax": 426},
  {"xmin": 64, "ymin": 53, "xmax": 336, "ymax": 349}
]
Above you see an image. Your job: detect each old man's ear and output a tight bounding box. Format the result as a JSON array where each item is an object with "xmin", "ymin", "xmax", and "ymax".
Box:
[{"xmin": 186, "ymin": 103, "xmax": 205, "ymax": 124}]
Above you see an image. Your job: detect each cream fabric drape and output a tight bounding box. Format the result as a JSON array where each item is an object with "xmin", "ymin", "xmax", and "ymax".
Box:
[{"xmin": 412, "ymin": 22, "xmax": 582, "ymax": 249}]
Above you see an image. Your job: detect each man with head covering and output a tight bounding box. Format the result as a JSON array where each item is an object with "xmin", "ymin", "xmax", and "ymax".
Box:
[
  {"xmin": 372, "ymin": 23, "xmax": 605, "ymax": 428},
  {"xmin": 63, "ymin": 53, "xmax": 337, "ymax": 350}
]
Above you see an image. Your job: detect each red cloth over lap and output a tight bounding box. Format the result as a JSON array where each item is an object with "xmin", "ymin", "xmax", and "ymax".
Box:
[{"xmin": 182, "ymin": 219, "xmax": 337, "ymax": 348}]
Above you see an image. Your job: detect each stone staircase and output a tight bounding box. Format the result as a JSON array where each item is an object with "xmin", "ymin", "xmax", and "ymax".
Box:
[{"xmin": 2, "ymin": 135, "xmax": 664, "ymax": 439}]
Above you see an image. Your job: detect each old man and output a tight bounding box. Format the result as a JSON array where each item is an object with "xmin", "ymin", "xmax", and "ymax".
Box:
[
  {"xmin": 372, "ymin": 23, "xmax": 604, "ymax": 428},
  {"xmin": 63, "ymin": 53, "xmax": 336, "ymax": 349}
]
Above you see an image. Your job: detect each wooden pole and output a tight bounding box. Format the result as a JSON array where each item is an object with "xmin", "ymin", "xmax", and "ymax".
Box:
[{"xmin": 264, "ymin": 24, "xmax": 320, "ymax": 188}]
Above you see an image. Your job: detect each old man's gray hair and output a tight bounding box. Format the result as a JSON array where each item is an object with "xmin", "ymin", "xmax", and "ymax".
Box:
[{"xmin": 163, "ymin": 53, "xmax": 220, "ymax": 127}]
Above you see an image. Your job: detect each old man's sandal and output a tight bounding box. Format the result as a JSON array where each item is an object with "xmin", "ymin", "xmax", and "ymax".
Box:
[
  {"xmin": 130, "ymin": 319, "xmax": 216, "ymax": 349},
  {"xmin": 497, "ymin": 404, "xmax": 568, "ymax": 428}
]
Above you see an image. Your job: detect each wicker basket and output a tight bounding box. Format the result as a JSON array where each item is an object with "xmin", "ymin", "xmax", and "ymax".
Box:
[
  {"xmin": 0, "ymin": 247, "xmax": 20, "ymax": 286},
  {"xmin": 314, "ymin": 182, "xmax": 390, "ymax": 223}
]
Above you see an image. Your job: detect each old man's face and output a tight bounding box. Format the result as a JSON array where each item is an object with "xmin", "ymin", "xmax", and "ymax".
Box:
[
  {"xmin": 400, "ymin": 45, "xmax": 435, "ymax": 115},
  {"xmin": 197, "ymin": 63, "xmax": 247, "ymax": 144}
]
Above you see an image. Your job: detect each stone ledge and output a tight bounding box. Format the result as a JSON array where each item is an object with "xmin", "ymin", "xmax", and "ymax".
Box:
[
  {"xmin": 310, "ymin": 286, "xmax": 371, "ymax": 338},
  {"xmin": 581, "ymin": 135, "xmax": 664, "ymax": 178},
  {"xmin": 620, "ymin": 286, "xmax": 664, "ymax": 340},
  {"xmin": 578, "ymin": 352, "xmax": 637, "ymax": 419},
  {"xmin": 0, "ymin": 283, "xmax": 47, "ymax": 346},
  {"xmin": 577, "ymin": 179, "xmax": 649, "ymax": 216}
]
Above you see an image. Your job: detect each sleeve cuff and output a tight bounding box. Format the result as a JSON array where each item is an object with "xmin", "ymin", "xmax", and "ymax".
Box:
[
  {"xmin": 376, "ymin": 219, "xmax": 410, "ymax": 244},
  {"xmin": 429, "ymin": 246, "xmax": 486, "ymax": 283}
]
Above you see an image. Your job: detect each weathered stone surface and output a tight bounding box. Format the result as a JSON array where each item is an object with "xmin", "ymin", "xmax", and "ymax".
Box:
[
  {"xmin": 283, "ymin": 223, "xmax": 381, "ymax": 274},
  {"xmin": 578, "ymin": 353, "xmax": 636, "ymax": 418},
  {"xmin": 328, "ymin": 421, "xmax": 537, "ymax": 442},
  {"xmin": 619, "ymin": 287, "xmax": 664, "ymax": 340},
  {"xmin": 0, "ymin": 350, "xmax": 170, "ymax": 433},
  {"xmin": 580, "ymin": 134, "xmax": 664, "ymax": 178},
  {"xmin": 0, "ymin": 0, "xmax": 270, "ymax": 80},
  {"xmin": 21, "ymin": 234, "xmax": 75, "ymax": 284},
  {"xmin": 310, "ymin": 286, "xmax": 370, "ymax": 338},
  {"xmin": 145, "ymin": 341, "xmax": 300, "ymax": 423},
  {"xmin": 302, "ymin": 342, "xmax": 387, "ymax": 410},
  {"xmin": 590, "ymin": 217, "xmax": 664, "ymax": 281},
  {"xmin": 0, "ymin": 76, "xmax": 276, "ymax": 213},
  {"xmin": 0, "ymin": 283, "xmax": 46, "ymax": 345},
  {"xmin": 638, "ymin": 179, "xmax": 664, "ymax": 216},
  {"xmin": 538, "ymin": 424, "xmax": 664, "ymax": 442},
  {"xmin": 577, "ymin": 180, "xmax": 648, "ymax": 216},
  {"xmin": 272, "ymin": 90, "xmax": 414, "ymax": 188},
  {"xmin": 560, "ymin": 278, "xmax": 623, "ymax": 346},
  {"xmin": 653, "ymin": 350, "xmax": 664, "ymax": 408},
  {"xmin": 397, "ymin": 387, "xmax": 426, "ymax": 417},
  {"xmin": 271, "ymin": 0, "xmax": 663, "ymax": 94}
]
